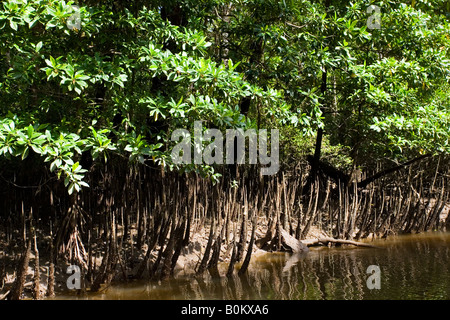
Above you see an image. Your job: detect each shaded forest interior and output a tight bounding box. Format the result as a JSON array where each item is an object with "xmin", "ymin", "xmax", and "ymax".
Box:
[{"xmin": 1, "ymin": 154, "xmax": 449, "ymax": 299}]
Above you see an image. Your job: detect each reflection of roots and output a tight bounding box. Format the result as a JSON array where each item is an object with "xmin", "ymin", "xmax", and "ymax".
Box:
[{"xmin": 61, "ymin": 227, "xmax": 88, "ymax": 270}]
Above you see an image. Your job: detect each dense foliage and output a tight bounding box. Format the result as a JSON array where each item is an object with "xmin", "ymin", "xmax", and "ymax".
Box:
[{"xmin": 0, "ymin": 0, "xmax": 449, "ymax": 193}]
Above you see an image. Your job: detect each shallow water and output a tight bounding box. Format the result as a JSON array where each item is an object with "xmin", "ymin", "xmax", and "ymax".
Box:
[{"xmin": 54, "ymin": 232, "xmax": 450, "ymax": 300}]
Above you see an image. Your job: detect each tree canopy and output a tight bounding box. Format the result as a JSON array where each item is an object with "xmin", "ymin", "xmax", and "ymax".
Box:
[{"xmin": 0, "ymin": 0, "xmax": 449, "ymax": 193}]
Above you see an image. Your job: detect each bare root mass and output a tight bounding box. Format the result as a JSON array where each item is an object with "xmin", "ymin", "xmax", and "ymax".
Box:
[{"xmin": 0, "ymin": 155, "xmax": 449, "ymax": 299}]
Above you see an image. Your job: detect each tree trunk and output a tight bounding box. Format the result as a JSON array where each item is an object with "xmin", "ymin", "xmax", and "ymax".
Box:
[
  {"xmin": 7, "ymin": 237, "xmax": 32, "ymax": 300},
  {"xmin": 33, "ymin": 231, "xmax": 40, "ymax": 300}
]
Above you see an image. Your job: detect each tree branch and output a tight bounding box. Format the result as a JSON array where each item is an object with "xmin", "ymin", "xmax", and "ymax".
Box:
[{"xmin": 357, "ymin": 153, "xmax": 432, "ymax": 189}]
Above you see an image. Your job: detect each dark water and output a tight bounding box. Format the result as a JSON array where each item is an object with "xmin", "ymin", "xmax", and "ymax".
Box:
[{"xmin": 55, "ymin": 232, "xmax": 450, "ymax": 300}]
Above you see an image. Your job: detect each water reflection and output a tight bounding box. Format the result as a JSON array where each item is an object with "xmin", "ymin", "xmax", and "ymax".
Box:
[{"xmin": 55, "ymin": 232, "xmax": 450, "ymax": 300}]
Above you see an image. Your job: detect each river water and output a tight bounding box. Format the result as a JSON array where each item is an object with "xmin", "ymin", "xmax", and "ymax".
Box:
[{"xmin": 55, "ymin": 232, "xmax": 450, "ymax": 300}]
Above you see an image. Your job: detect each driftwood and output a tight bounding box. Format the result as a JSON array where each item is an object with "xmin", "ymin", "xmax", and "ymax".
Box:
[
  {"xmin": 256, "ymin": 228, "xmax": 310, "ymax": 253},
  {"xmin": 280, "ymin": 228, "xmax": 309, "ymax": 253},
  {"xmin": 302, "ymin": 237, "xmax": 380, "ymax": 248}
]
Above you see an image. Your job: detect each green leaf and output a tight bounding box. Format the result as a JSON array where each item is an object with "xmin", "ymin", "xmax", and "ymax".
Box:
[
  {"xmin": 31, "ymin": 145, "xmax": 42, "ymax": 154},
  {"xmin": 68, "ymin": 182, "xmax": 75, "ymax": 195},
  {"xmin": 21, "ymin": 147, "xmax": 29, "ymax": 160},
  {"xmin": 36, "ymin": 41, "xmax": 43, "ymax": 52},
  {"xmin": 10, "ymin": 20, "xmax": 17, "ymax": 31}
]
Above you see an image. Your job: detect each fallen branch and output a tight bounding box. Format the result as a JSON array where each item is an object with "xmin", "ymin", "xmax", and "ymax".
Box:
[
  {"xmin": 280, "ymin": 228, "xmax": 309, "ymax": 253},
  {"xmin": 302, "ymin": 237, "xmax": 381, "ymax": 248}
]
